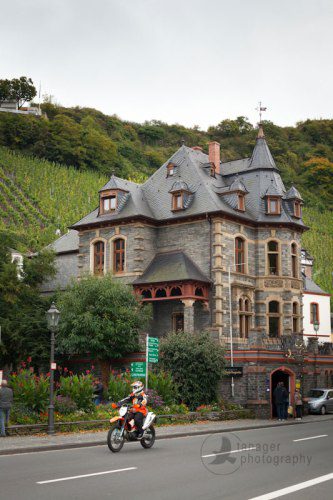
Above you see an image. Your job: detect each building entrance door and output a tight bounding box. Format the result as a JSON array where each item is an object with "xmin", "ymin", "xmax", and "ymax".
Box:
[{"xmin": 271, "ymin": 369, "xmax": 292, "ymax": 418}]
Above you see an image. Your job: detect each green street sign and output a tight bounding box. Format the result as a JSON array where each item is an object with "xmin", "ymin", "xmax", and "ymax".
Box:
[
  {"xmin": 146, "ymin": 336, "xmax": 159, "ymax": 363},
  {"xmin": 131, "ymin": 362, "xmax": 146, "ymax": 378}
]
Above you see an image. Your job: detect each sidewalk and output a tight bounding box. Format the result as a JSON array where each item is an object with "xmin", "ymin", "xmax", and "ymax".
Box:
[{"xmin": 0, "ymin": 414, "xmax": 332, "ymax": 455}]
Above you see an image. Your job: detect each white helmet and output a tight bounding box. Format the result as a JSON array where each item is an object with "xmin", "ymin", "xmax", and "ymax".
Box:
[{"xmin": 131, "ymin": 381, "xmax": 144, "ymax": 395}]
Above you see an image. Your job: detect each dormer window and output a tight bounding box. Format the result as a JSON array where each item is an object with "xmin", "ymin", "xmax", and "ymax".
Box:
[
  {"xmin": 99, "ymin": 191, "xmax": 118, "ymax": 214},
  {"xmin": 172, "ymin": 192, "xmax": 183, "ymax": 210},
  {"xmin": 103, "ymin": 195, "xmax": 116, "ymax": 213},
  {"xmin": 237, "ymin": 193, "xmax": 245, "ymax": 211},
  {"xmin": 267, "ymin": 196, "xmax": 281, "ymax": 215},
  {"xmin": 294, "ymin": 200, "xmax": 302, "ymax": 218},
  {"xmin": 167, "ymin": 163, "xmax": 175, "ymax": 177}
]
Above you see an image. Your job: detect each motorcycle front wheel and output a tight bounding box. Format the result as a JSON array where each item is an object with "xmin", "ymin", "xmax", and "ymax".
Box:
[
  {"xmin": 107, "ymin": 424, "xmax": 125, "ymax": 453},
  {"xmin": 140, "ymin": 425, "xmax": 156, "ymax": 449}
]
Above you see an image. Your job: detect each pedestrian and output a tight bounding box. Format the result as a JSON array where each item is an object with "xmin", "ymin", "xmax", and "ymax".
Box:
[
  {"xmin": 273, "ymin": 382, "xmax": 284, "ymax": 422},
  {"xmin": 282, "ymin": 383, "xmax": 289, "ymax": 420},
  {"xmin": 93, "ymin": 378, "xmax": 104, "ymax": 405},
  {"xmin": 294, "ymin": 389, "xmax": 303, "ymax": 420},
  {"xmin": 0, "ymin": 380, "xmax": 13, "ymax": 437}
]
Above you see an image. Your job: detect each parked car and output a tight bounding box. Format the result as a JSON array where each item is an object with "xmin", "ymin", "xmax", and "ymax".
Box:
[{"xmin": 307, "ymin": 388, "xmax": 333, "ymax": 415}]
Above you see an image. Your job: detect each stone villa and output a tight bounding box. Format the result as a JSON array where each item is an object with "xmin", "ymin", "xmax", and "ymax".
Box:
[{"xmin": 43, "ymin": 126, "xmax": 333, "ymax": 416}]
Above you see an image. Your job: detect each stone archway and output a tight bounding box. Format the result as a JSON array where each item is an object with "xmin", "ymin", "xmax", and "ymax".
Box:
[{"xmin": 270, "ymin": 366, "xmax": 295, "ymax": 418}]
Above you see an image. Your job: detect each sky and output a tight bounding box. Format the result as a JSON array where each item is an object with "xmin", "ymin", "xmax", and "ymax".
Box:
[{"xmin": 1, "ymin": 0, "xmax": 332, "ymax": 130}]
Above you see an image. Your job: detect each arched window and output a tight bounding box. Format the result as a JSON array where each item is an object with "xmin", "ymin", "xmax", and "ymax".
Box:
[
  {"xmin": 239, "ymin": 298, "xmax": 251, "ymax": 338},
  {"xmin": 294, "ymin": 200, "xmax": 302, "ymax": 218},
  {"xmin": 93, "ymin": 241, "xmax": 105, "ymax": 275},
  {"xmin": 292, "ymin": 302, "xmax": 299, "ymax": 333},
  {"xmin": 155, "ymin": 288, "xmax": 167, "ymax": 298},
  {"xmin": 141, "ymin": 289, "xmax": 152, "ymax": 299},
  {"xmin": 235, "ymin": 237, "xmax": 245, "ymax": 273},
  {"xmin": 170, "ymin": 287, "xmax": 182, "ymax": 297},
  {"xmin": 267, "ymin": 241, "xmax": 279, "ymax": 275},
  {"xmin": 268, "ymin": 301, "xmax": 280, "ymax": 337},
  {"xmin": 310, "ymin": 302, "xmax": 319, "ymax": 324},
  {"xmin": 113, "ymin": 238, "xmax": 125, "ymax": 273},
  {"xmin": 291, "ymin": 243, "xmax": 298, "ymax": 278}
]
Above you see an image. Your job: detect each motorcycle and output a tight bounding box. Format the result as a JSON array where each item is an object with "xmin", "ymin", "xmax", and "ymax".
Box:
[{"xmin": 107, "ymin": 401, "xmax": 156, "ymax": 453}]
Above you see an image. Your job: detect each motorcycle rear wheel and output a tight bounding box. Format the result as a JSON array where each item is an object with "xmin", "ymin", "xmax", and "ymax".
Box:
[
  {"xmin": 107, "ymin": 424, "xmax": 125, "ymax": 453},
  {"xmin": 140, "ymin": 425, "xmax": 156, "ymax": 449}
]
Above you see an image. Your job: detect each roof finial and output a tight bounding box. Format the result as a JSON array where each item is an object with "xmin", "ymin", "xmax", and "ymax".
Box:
[
  {"xmin": 181, "ymin": 139, "xmax": 185, "ymax": 146},
  {"xmin": 256, "ymin": 101, "xmax": 267, "ymax": 124}
]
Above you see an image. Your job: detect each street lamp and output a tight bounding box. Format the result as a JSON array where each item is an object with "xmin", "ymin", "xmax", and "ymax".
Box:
[
  {"xmin": 228, "ymin": 262, "xmax": 247, "ymax": 398},
  {"xmin": 313, "ymin": 319, "xmax": 320, "ymax": 386},
  {"xmin": 46, "ymin": 302, "xmax": 60, "ymax": 435}
]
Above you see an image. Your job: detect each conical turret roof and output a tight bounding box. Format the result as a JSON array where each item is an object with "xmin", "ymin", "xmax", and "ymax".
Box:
[{"xmin": 248, "ymin": 125, "xmax": 277, "ymax": 170}]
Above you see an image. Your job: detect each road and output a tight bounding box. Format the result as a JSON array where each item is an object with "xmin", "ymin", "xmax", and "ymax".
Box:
[{"xmin": 0, "ymin": 420, "xmax": 332, "ymax": 500}]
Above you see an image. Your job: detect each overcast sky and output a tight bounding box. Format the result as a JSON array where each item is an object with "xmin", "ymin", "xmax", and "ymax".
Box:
[{"xmin": 1, "ymin": 0, "xmax": 332, "ymax": 129}]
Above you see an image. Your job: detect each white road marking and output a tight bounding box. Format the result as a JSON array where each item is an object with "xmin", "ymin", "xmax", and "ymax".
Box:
[
  {"xmin": 37, "ymin": 467, "xmax": 137, "ymax": 484},
  {"xmin": 202, "ymin": 446, "xmax": 256, "ymax": 458},
  {"xmin": 248, "ymin": 472, "xmax": 333, "ymax": 500},
  {"xmin": 293, "ymin": 434, "xmax": 328, "ymax": 442}
]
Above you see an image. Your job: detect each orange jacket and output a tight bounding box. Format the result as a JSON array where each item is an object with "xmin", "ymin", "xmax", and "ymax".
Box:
[{"xmin": 130, "ymin": 391, "xmax": 148, "ymax": 416}]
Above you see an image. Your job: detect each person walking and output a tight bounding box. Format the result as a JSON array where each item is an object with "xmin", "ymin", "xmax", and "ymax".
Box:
[
  {"xmin": 294, "ymin": 389, "xmax": 303, "ymax": 420},
  {"xmin": 273, "ymin": 382, "xmax": 287, "ymax": 422},
  {"xmin": 282, "ymin": 383, "xmax": 290, "ymax": 420},
  {"xmin": 93, "ymin": 378, "xmax": 104, "ymax": 406},
  {"xmin": 0, "ymin": 380, "xmax": 13, "ymax": 437}
]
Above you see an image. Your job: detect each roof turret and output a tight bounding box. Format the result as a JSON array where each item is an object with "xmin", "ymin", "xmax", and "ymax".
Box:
[{"xmin": 248, "ymin": 125, "xmax": 277, "ymax": 170}]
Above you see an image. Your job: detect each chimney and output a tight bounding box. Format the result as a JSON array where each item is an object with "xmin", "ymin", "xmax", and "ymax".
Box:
[{"xmin": 209, "ymin": 141, "xmax": 220, "ymax": 174}]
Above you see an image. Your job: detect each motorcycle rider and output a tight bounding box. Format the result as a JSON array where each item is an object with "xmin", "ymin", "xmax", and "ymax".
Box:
[{"xmin": 119, "ymin": 381, "xmax": 148, "ymax": 438}]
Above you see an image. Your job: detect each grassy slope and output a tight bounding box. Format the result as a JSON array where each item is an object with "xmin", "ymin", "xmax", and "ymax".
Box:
[{"xmin": 0, "ymin": 146, "xmax": 331, "ymax": 304}]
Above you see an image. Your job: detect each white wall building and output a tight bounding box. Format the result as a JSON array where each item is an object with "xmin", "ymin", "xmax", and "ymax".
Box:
[{"xmin": 302, "ymin": 249, "xmax": 332, "ymax": 344}]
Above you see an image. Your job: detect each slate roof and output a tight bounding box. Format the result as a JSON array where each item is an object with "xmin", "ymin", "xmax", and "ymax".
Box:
[
  {"xmin": 285, "ymin": 185, "xmax": 303, "ymax": 200},
  {"xmin": 46, "ymin": 230, "xmax": 79, "ymax": 254},
  {"xmin": 133, "ymin": 251, "xmax": 211, "ymax": 285},
  {"xmin": 303, "ymin": 274, "xmax": 328, "ymax": 295},
  {"xmin": 70, "ymin": 126, "xmax": 306, "ymax": 230}
]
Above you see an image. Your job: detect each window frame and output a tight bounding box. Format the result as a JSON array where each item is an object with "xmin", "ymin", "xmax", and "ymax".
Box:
[
  {"xmin": 310, "ymin": 302, "xmax": 319, "ymax": 324},
  {"xmin": 294, "ymin": 200, "xmax": 302, "ymax": 218},
  {"xmin": 93, "ymin": 240, "xmax": 105, "ymax": 276},
  {"xmin": 235, "ymin": 237, "xmax": 246, "ymax": 274},
  {"xmin": 100, "ymin": 190, "xmax": 118, "ymax": 214},
  {"xmin": 268, "ymin": 300, "xmax": 281, "ymax": 338},
  {"xmin": 239, "ymin": 298, "xmax": 251, "ymax": 339},
  {"xmin": 292, "ymin": 301, "xmax": 299, "ymax": 333},
  {"xmin": 172, "ymin": 312, "xmax": 184, "ymax": 332},
  {"xmin": 167, "ymin": 163, "xmax": 175, "ymax": 177},
  {"xmin": 267, "ymin": 240, "xmax": 280, "ymax": 276},
  {"xmin": 291, "ymin": 243, "xmax": 298, "ymax": 278},
  {"xmin": 237, "ymin": 193, "xmax": 245, "ymax": 211},
  {"xmin": 172, "ymin": 191, "xmax": 184, "ymax": 211},
  {"xmin": 113, "ymin": 238, "xmax": 125, "ymax": 274},
  {"xmin": 267, "ymin": 196, "xmax": 281, "ymax": 215}
]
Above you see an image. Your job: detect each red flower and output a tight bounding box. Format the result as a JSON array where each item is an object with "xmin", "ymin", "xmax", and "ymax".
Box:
[
  {"xmin": 64, "ymin": 367, "xmax": 68, "ymax": 373},
  {"xmin": 46, "ymin": 372, "xmax": 50, "ymax": 377},
  {"xmin": 91, "ymin": 365, "xmax": 95, "ymax": 370},
  {"xmin": 86, "ymin": 370, "xmax": 90, "ymax": 375},
  {"xmin": 27, "ymin": 356, "xmax": 32, "ymax": 363}
]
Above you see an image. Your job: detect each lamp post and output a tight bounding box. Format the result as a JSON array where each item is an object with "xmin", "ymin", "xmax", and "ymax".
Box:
[
  {"xmin": 46, "ymin": 302, "xmax": 60, "ymax": 435},
  {"xmin": 228, "ymin": 261, "xmax": 247, "ymax": 398},
  {"xmin": 313, "ymin": 319, "xmax": 320, "ymax": 386}
]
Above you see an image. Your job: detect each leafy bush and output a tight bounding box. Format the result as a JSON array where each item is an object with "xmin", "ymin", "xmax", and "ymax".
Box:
[
  {"xmin": 108, "ymin": 371, "xmax": 131, "ymax": 403},
  {"xmin": 147, "ymin": 371, "xmax": 178, "ymax": 404},
  {"xmin": 160, "ymin": 331, "xmax": 225, "ymax": 410},
  {"xmin": 9, "ymin": 369, "xmax": 50, "ymax": 413},
  {"xmin": 57, "ymin": 374, "xmax": 94, "ymax": 411},
  {"xmin": 54, "ymin": 395, "xmax": 78, "ymax": 415}
]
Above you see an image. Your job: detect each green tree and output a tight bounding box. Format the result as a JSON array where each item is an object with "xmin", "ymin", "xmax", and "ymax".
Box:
[
  {"xmin": 0, "ymin": 232, "xmax": 56, "ymax": 369},
  {"xmin": 0, "ymin": 79, "xmax": 11, "ymax": 106},
  {"xmin": 160, "ymin": 331, "xmax": 225, "ymax": 409},
  {"xmin": 9, "ymin": 76, "xmax": 37, "ymax": 109},
  {"xmin": 56, "ymin": 274, "xmax": 151, "ymax": 385}
]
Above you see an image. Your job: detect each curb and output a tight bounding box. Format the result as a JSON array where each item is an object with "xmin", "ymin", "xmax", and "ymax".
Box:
[{"xmin": 1, "ymin": 416, "xmax": 332, "ymax": 456}]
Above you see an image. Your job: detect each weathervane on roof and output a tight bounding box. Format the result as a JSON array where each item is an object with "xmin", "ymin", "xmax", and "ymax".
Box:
[{"xmin": 256, "ymin": 101, "xmax": 267, "ymax": 124}]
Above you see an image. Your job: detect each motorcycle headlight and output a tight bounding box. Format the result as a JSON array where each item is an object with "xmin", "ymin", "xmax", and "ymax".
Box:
[{"xmin": 119, "ymin": 406, "xmax": 127, "ymax": 417}]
